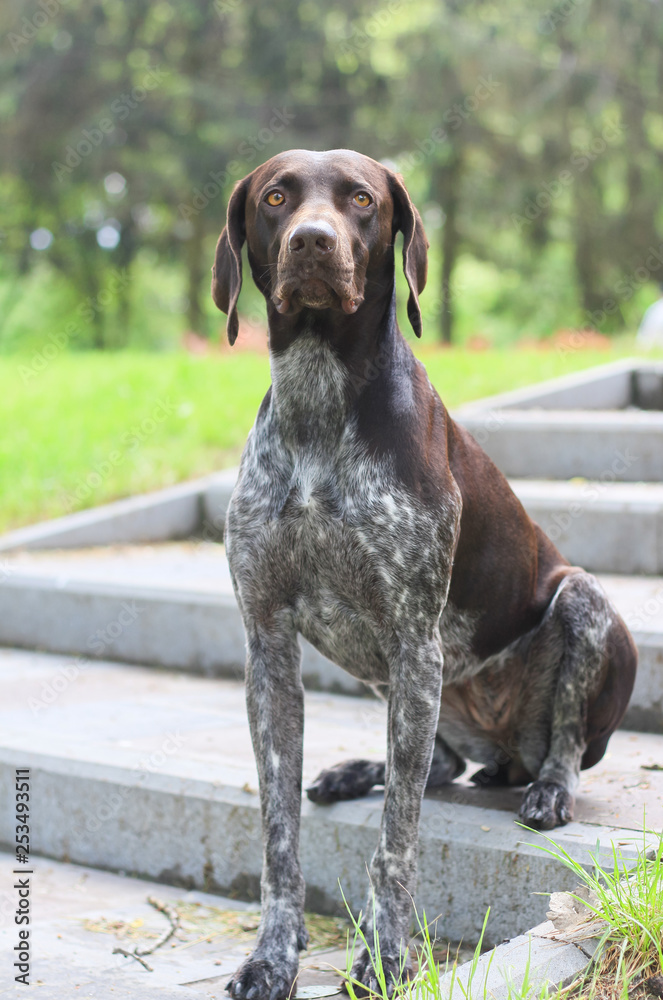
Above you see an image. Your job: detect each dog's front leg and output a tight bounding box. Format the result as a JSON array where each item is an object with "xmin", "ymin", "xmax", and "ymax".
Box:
[
  {"xmin": 227, "ymin": 616, "xmax": 308, "ymax": 1000},
  {"xmin": 350, "ymin": 638, "xmax": 443, "ymax": 996}
]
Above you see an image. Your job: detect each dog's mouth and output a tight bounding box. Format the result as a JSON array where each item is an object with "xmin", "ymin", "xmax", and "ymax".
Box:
[{"xmin": 273, "ymin": 275, "xmax": 363, "ymax": 316}]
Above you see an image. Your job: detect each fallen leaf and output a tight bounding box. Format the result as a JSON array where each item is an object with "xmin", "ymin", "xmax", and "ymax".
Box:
[{"xmin": 546, "ymin": 886, "xmax": 607, "ymax": 940}]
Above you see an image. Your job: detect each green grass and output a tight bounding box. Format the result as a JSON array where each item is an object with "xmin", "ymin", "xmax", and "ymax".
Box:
[
  {"xmin": 1, "ymin": 337, "xmax": 659, "ymax": 533},
  {"xmin": 332, "ymin": 827, "xmax": 663, "ymax": 1000},
  {"xmin": 529, "ymin": 827, "xmax": 663, "ymax": 1000}
]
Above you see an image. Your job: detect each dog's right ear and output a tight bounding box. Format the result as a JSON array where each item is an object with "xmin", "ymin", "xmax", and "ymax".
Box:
[{"xmin": 211, "ymin": 176, "xmax": 249, "ymax": 346}]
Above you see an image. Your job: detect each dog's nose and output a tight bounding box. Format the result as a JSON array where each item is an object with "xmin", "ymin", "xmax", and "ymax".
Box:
[{"xmin": 288, "ymin": 221, "xmax": 337, "ymax": 257}]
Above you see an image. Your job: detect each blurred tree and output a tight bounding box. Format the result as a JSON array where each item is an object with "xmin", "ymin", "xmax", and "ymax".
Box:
[{"xmin": 0, "ymin": 0, "xmax": 661, "ymax": 347}]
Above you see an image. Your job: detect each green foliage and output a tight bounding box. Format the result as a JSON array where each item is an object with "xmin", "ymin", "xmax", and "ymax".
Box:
[
  {"xmin": 1, "ymin": 0, "xmax": 662, "ymax": 346},
  {"xmin": 527, "ymin": 825, "xmax": 663, "ymax": 993},
  {"xmin": 334, "ymin": 826, "xmax": 663, "ymax": 1000},
  {"xmin": 0, "ymin": 342, "xmax": 653, "ymax": 533}
]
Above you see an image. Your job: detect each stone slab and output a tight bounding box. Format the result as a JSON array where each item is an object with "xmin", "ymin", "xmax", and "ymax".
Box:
[
  {"xmin": 0, "ymin": 469, "xmax": 239, "ymax": 554},
  {"xmin": 511, "ymin": 479, "xmax": 663, "ymax": 575},
  {"xmin": 454, "ymin": 409, "xmax": 663, "ymax": 482},
  {"xmin": 0, "ymin": 650, "xmax": 660, "ymax": 947},
  {"xmin": 0, "ymin": 477, "xmax": 209, "ymax": 554},
  {"xmin": 0, "ymin": 846, "xmax": 593, "ymax": 1000},
  {"xmin": 0, "ymin": 544, "xmax": 660, "ymax": 725},
  {"xmin": 442, "ymin": 920, "xmax": 600, "ymax": 1000},
  {"xmin": 452, "ymin": 358, "xmax": 663, "ymax": 413},
  {"xmin": 0, "ymin": 849, "xmax": 349, "ymax": 999}
]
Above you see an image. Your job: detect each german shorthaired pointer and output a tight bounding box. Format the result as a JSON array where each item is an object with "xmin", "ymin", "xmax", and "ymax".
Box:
[{"xmin": 211, "ymin": 149, "xmax": 637, "ymax": 999}]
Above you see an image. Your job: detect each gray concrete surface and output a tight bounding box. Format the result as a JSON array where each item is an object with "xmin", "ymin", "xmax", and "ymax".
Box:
[
  {"xmin": 511, "ymin": 478, "xmax": 663, "ymax": 575},
  {"xmin": 0, "ymin": 476, "xmax": 211, "ymax": 553},
  {"xmin": 0, "ymin": 849, "xmax": 351, "ymax": 998},
  {"xmin": 2, "ymin": 846, "xmax": 595, "ymax": 1000},
  {"xmin": 0, "ymin": 649, "xmax": 660, "ymax": 948},
  {"xmin": 0, "ymin": 543, "xmax": 660, "ymax": 724},
  {"xmin": 452, "ymin": 357, "xmax": 661, "ymax": 413},
  {"xmin": 442, "ymin": 920, "xmax": 601, "ymax": 1000},
  {"xmin": 0, "ymin": 469, "xmax": 239, "ymax": 554},
  {"xmin": 454, "ymin": 408, "xmax": 663, "ymax": 482}
]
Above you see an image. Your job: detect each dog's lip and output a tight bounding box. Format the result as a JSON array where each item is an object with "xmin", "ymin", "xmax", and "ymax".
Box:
[
  {"xmin": 298, "ymin": 277, "xmax": 334, "ymax": 299},
  {"xmin": 273, "ymin": 274, "xmax": 362, "ymax": 315}
]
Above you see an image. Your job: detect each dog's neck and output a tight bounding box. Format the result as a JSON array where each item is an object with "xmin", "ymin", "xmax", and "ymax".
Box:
[{"xmin": 266, "ymin": 284, "xmax": 402, "ymax": 450}]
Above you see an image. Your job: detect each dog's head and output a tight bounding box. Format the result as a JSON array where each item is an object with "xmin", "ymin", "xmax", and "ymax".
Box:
[{"xmin": 211, "ymin": 149, "xmax": 428, "ymax": 344}]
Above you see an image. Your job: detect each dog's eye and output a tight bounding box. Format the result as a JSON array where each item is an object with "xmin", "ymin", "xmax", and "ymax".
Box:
[
  {"xmin": 353, "ymin": 191, "xmax": 372, "ymax": 207},
  {"xmin": 265, "ymin": 191, "xmax": 285, "ymax": 206}
]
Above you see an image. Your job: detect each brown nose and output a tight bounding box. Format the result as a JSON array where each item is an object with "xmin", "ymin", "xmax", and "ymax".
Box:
[{"xmin": 288, "ymin": 220, "xmax": 337, "ymax": 257}]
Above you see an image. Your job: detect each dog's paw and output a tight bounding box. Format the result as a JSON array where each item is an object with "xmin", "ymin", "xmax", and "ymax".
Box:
[
  {"xmin": 226, "ymin": 953, "xmax": 298, "ymax": 1000},
  {"xmin": 519, "ymin": 780, "xmax": 573, "ymax": 830},
  {"xmin": 306, "ymin": 759, "xmax": 385, "ymax": 805},
  {"xmin": 345, "ymin": 947, "xmax": 411, "ymax": 998}
]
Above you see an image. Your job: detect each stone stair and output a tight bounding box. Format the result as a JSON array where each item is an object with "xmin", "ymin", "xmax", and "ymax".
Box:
[
  {"xmin": 1, "ymin": 647, "xmax": 660, "ymax": 947},
  {"xmin": 2, "ymin": 358, "xmax": 663, "ymax": 948}
]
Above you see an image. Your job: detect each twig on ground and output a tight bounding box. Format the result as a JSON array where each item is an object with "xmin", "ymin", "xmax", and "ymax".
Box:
[
  {"xmin": 112, "ymin": 947, "xmax": 154, "ymax": 971},
  {"xmin": 112, "ymin": 896, "xmax": 181, "ymax": 971}
]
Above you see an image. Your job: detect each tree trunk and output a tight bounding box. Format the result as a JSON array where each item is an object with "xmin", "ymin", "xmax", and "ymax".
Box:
[
  {"xmin": 433, "ymin": 154, "xmax": 461, "ymax": 344},
  {"xmin": 186, "ymin": 199, "xmax": 207, "ymax": 336}
]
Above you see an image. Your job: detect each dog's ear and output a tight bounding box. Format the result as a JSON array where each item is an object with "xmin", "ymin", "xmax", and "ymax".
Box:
[
  {"xmin": 211, "ymin": 176, "xmax": 249, "ymax": 346},
  {"xmin": 390, "ymin": 172, "xmax": 429, "ymax": 337}
]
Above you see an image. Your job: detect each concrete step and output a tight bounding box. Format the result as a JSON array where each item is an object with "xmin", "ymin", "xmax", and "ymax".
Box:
[
  {"xmin": 0, "ymin": 542, "xmax": 360, "ymax": 695},
  {"xmin": 0, "ymin": 543, "xmax": 661, "ymax": 731},
  {"xmin": 0, "ymin": 649, "xmax": 660, "ymax": 947},
  {"xmin": 453, "ymin": 359, "xmax": 663, "ymax": 482},
  {"xmin": 454, "ymin": 409, "xmax": 663, "ymax": 482},
  {"xmin": 0, "ymin": 849, "xmax": 267, "ymax": 998},
  {"xmin": 511, "ymin": 479, "xmax": 663, "ymax": 575}
]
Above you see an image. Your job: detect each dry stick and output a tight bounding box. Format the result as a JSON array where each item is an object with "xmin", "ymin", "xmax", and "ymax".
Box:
[
  {"xmin": 113, "ymin": 896, "xmax": 181, "ymax": 971},
  {"xmin": 112, "ymin": 947, "xmax": 154, "ymax": 972}
]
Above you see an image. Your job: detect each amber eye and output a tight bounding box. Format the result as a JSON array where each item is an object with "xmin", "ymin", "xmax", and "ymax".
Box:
[
  {"xmin": 265, "ymin": 190, "xmax": 285, "ymax": 206},
  {"xmin": 353, "ymin": 191, "xmax": 372, "ymax": 207}
]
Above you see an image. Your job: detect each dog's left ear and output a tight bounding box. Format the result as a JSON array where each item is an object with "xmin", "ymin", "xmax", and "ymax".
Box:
[
  {"xmin": 390, "ymin": 173, "xmax": 429, "ymax": 337},
  {"xmin": 211, "ymin": 175, "xmax": 250, "ymax": 346}
]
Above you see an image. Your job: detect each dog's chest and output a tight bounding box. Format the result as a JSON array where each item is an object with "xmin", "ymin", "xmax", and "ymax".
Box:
[
  {"xmin": 229, "ymin": 442, "xmax": 447, "ymax": 674},
  {"xmin": 225, "ymin": 336, "xmax": 455, "ymax": 677}
]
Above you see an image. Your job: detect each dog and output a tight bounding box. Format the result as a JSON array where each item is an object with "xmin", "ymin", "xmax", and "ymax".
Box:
[{"xmin": 211, "ymin": 149, "xmax": 637, "ymax": 999}]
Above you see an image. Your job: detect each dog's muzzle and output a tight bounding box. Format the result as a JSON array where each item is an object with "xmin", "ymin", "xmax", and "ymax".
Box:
[{"xmin": 273, "ymin": 218, "xmax": 361, "ymax": 316}]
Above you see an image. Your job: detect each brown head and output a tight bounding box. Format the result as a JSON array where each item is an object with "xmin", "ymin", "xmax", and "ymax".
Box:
[{"xmin": 211, "ymin": 149, "xmax": 428, "ymax": 344}]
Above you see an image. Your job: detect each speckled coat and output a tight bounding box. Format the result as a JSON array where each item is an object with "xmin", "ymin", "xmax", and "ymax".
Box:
[{"xmin": 212, "ymin": 149, "xmax": 637, "ymax": 1000}]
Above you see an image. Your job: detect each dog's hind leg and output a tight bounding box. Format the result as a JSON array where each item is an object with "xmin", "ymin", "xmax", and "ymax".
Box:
[
  {"xmin": 518, "ymin": 572, "xmax": 636, "ymax": 830},
  {"xmin": 306, "ymin": 734, "xmax": 464, "ymax": 804}
]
